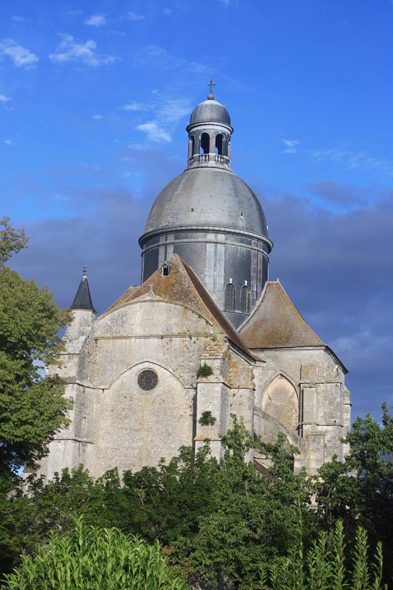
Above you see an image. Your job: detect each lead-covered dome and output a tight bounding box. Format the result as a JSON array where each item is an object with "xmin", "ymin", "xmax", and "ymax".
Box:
[
  {"xmin": 189, "ymin": 99, "xmax": 231, "ymax": 127},
  {"xmin": 144, "ymin": 167, "xmax": 269, "ymax": 237}
]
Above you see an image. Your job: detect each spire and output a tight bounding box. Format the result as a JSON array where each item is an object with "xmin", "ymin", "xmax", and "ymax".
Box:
[{"xmin": 70, "ymin": 266, "xmax": 97, "ymax": 314}]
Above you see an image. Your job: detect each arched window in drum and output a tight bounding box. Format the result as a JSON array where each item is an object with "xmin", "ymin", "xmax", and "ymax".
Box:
[
  {"xmin": 225, "ymin": 283, "xmax": 235, "ymax": 311},
  {"xmin": 241, "ymin": 285, "xmax": 250, "ymax": 313}
]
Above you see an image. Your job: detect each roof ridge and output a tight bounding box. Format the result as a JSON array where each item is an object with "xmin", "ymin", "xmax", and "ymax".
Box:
[
  {"xmin": 177, "ymin": 257, "xmax": 258, "ymax": 360},
  {"xmin": 172, "ymin": 255, "xmax": 217, "ymax": 324}
]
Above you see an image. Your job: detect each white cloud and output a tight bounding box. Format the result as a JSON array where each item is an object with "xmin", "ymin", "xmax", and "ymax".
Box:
[
  {"xmin": 312, "ymin": 147, "xmax": 393, "ymax": 177},
  {"xmin": 136, "ymin": 122, "xmax": 171, "ymax": 142},
  {"xmin": 0, "ymin": 94, "xmax": 11, "ymax": 102},
  {"xmin": 164, "ymin": 9, "xmax": 172, "ymax": 15},
  {"xmin": 12, "ymin": 16, "xmax": 27, "ymax": 22},
  {"xmin": 218, "ymin": 0, "xmax": 230, "ymax": 5},
  {"xmin": 84, "ymin": 14, "xmax": 107, "ymax": 27},
  {"xmin": 92, "ymin": 114, "xmax": 103, "ymax": 119},
  {"xmin": 157, "ymin": 98, "xmax": 191, "ymax": 125},
  {"xmin": 0, "ymin": 38, "xmax": 39, "ymax": 68},
  {"xmin": 5, "ymin": 140, "xmax": 13, "ymax": 145},
  {"xmin": 121, "ymin": 102, "xmax": 150, "ymax": 111},
  {"xmin": 49, "ymin": 34, "xmax": 116, "ymax": 67},
  {"xmin": 128, "ymin": 12, "xmax": 145, "ymax": 21},
  {"xmin": 130, "ymin": 96, "xmax": 191, "ymax": 145},
  {"xmin": 281, "ymin": 139, "xmax": 299, "ymax": 154}
]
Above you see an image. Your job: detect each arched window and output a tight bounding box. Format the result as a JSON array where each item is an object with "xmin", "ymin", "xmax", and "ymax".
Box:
[
  {"xmin": 241, "ymin": 286, "xmax": 249, "ymax": 313},
  {"xmin": 261, "ymin": 375, "xmax": 299, "ymax": 446},
  {"xmin": 215, "ymin": 134, "xmax": 223, "ymax": 155},
  {"xmin": 200, "ymin": 133, "xmax": 210, "ymax": 154},
  {"xmin": 225, "ymin": 283, "xmax": 235, "ymax": 311}
]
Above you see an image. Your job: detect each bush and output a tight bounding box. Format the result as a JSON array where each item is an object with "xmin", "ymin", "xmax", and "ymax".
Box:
[
  {"xmin": 198, "ymin": 411, "xmax": 217, "ymax": 426},
  {"xmin": 197, "ymin": 363, "xmax": 213, "ymax": 378},
  {"xmin": 1, "ymin": 517, "xmax": 188, "ymax": 590}
]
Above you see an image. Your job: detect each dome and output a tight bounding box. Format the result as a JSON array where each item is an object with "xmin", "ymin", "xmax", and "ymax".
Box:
[
  {"xmin": 144, "ymin": 167, "xmax": 269, "ymax": 237},
  {"xmin": 189, "ymin": 100, "xmax": 231, "ymax": 127}
]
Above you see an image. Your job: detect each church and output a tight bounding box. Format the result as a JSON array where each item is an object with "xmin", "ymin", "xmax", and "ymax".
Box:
[{"xmin": 39, "ymin": 86, "xmax": 351, "ymax": 479}]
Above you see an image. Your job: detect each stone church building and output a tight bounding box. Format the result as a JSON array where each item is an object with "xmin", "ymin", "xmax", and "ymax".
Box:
[{"xmin": 40, "ymin": 88, "xmax": 351, "ymax": 479}]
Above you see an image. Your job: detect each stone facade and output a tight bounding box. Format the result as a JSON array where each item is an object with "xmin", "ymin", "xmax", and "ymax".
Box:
[{"xmin": 38, "ymin": 92, "xmax": 351, "ymax": 481}]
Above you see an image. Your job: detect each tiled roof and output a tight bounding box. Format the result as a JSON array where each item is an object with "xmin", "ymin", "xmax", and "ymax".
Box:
[
  {"xmin": 239, "ymin": 281, "xmax": 324, "ymax": 349},
  {"xmin": 103, "ymin": 254, "xmax": 256, "ymax": 359}
]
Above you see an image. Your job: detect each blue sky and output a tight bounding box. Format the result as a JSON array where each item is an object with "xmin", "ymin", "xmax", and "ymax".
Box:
[{"xmin": 1, "ymin": 0, "xmax": 392, "ymax": 422}]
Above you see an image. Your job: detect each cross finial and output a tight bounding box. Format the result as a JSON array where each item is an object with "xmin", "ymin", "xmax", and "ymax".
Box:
[
  {"xmin": 83, "ymin": 265, "xmax": 87, "ymax": 276},
  {"xmin": 207, "ymin": 77, "xmax": 215, "ymax": 100}
]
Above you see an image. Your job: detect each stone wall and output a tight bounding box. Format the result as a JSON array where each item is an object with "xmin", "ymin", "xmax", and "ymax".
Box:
[
  {"xmin": 39, "ymin": 299, "xmax": 255, "ymax": 480},
  {"xmin": 251, "ymin": 346, "xmax": 351, "ymax": 475}
]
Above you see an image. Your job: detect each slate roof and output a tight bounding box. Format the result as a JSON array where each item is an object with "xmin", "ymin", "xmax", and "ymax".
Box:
[
  {"xmin": 142, "ymin": 167, "xmax": 270, "ymax": 239},
  {"xmin": 239, "ymin": 281, "xmax": 324, "ymax": 349},
  {"xmin": 189, "ymin": 99, "xmax": 231, "ymax": 126},
  {"xmin": 70, "ymin": 269, "xmax": 96, "ymax": 314},
  {"xmin": 103, "ymin": 254, "xmax": 256, "ymax": 360}
]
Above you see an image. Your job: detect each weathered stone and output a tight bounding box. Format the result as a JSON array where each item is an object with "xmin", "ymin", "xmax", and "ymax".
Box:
[{"xmin": 37, "ymin": 92, "xmax": 350, "ymax": 481}]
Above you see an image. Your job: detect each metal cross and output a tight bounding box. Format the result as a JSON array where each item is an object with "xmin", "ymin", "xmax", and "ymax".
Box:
[{"xmin": 207, "ymin": 78, "xmax": 216, "ymax": 93}]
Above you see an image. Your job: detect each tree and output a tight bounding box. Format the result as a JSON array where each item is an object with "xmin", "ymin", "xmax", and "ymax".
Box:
[
  {"xmin": 0, "ymin": 218, "xmax": 72, "ymax": 480},
  {"xmin": 183, "ymin": 417, "xmax": 315, "ymax": 589},
  {"xmin": 0, "ymin": 217, "xmax": 28, "ymax": 266}
]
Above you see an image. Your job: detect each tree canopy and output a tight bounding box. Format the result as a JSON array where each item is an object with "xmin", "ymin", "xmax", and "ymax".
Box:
[{"xmin": 0, "ymin": 218, "xmax": 71, "ymax": 480}]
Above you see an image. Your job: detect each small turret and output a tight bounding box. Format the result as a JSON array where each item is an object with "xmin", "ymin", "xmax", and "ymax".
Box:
[
  {"xmin": 70, "ymin": 266, "xmax": 96, "ymax": 314},
  {"xmin": 186, "ymin": 79, "xmax": 233, "ymax": 169}
]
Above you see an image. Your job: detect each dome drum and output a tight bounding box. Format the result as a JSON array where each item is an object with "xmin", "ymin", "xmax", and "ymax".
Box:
[{"xmin": 140, "ymin": 227, "xmax": 271, "ymax": 329}]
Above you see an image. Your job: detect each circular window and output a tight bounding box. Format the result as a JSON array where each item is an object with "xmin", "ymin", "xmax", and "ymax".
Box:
[{"xmin": 138, "ymin": 370, "xmax": 158, "ymax": 391}]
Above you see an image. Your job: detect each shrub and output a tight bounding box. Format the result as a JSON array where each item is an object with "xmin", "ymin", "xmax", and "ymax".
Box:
[
  {"xmin": 197, "ymin": 363, "xmax": 213, "ymax": 378},
  {"xmin": 198, "ymin": 411, "xmax": 217, "ymax": 427},
  {"xmin": 260, "ymin": 521, "xmax": 387, "ymax": 590},
  {"xmin": 1, "ymin": 517, "xmax": 188, "ymax": 590}
]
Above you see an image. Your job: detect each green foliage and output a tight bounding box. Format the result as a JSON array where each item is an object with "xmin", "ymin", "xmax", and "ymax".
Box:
[
  {"xmin": 0, "ymin": 220, "xmax": 71, "ymax": 479},
  {"xmin": 1, "ymin": 517, "xmax": 188, "ymax": 590},
  {"xmin": 314, "ymin": 404, "xmax": 393, "ymax": 583},
  {"xmin": 260, "ymin": 521, "xmax": 387, "ymax": 590},
  {"xmin": 1, "ymin": 411, "xmax": 391, "ymax": 587},
  {"xmin": 120, "ymin": 445, "xmax": 220, "ymax": 545},
  {"xmin": 0, "ymin": 465, "xmax": 118, "ymax": 571},
  {"xmin": 198, "ymin": 411, "xmax": 217, "ymax": 427},
  {"xmin": 197, "ymin": 363, "xmax": 213, "ymax": 378},
  {"xmin": 183, "ymin": 416, "xmax": 314, "ymax": 589},
  {"xmin": 0, "ymin": 217, "xmax": 28, "ymax": 267}
]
